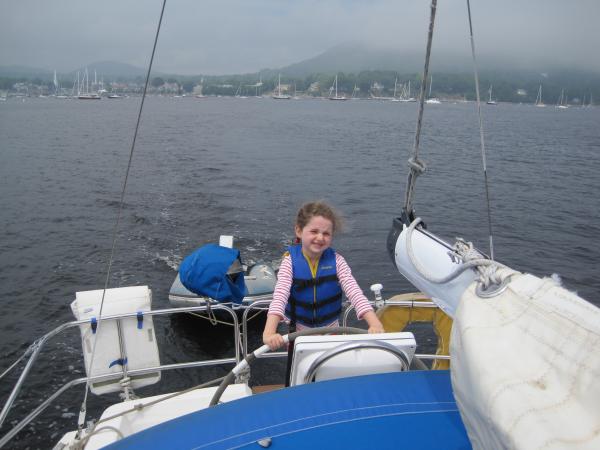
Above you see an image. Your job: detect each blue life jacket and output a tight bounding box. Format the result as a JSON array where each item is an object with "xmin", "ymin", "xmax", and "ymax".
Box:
[{"xmin": 285, "ymin": 245, "xmax": 342, "ymax": 327}]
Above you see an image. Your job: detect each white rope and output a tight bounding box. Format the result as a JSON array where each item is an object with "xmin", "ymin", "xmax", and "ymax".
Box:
[{"xmin": 465, "ymin": 0, "xmax": 495, "ymax": 260}]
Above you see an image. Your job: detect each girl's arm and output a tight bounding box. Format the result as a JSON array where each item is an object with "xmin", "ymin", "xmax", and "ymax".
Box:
[
  {"xmin": 336, "ymin": 254, "xmax": 384, "ymax": 333},
  {"xmin": 263, "ymin": 255, "xmax": 293, "ymax": 350},
  {"xmin": 263, "ymin": 314, "xmax": 285, "ymax": 350}
]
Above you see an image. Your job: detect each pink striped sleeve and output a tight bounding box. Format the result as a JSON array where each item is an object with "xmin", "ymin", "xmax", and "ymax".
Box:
[
  {"xmin": 267, "ymin": 254, "xmax": 293, "ymax": 319},
  {"xmin": 335, "ymin": 253, "xmax": 374, "ymax": 319}
]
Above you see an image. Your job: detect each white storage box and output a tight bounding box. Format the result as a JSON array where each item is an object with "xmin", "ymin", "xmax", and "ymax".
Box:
[{"xmin": 70, "ymin": 286, "xmax": 160, "ymax": 395}]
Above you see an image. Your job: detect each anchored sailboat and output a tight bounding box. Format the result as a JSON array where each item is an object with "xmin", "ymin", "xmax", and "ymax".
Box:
[
  {"xmin": 328, "ymin": 74, "xmax": 347, "ymax": 101},
  {"xmin": 77, "ymin": 68, "xmax": 101, "ymax": 100},
  {"xmin": 399, "ymin": 80, "xmax": 417, "ymax": 102},
  {"xmin": 556, "ymin": 88, "xmax": 569, "ymax": 109},
  {"xmin": 534, "ymin": 84, "xmax": 546, "ymax": 107},
  {"xmin": 272, "ymin": 73, "xmax": 290, "ymax": 100},
  {"xmin": 425, "ymin": 75, "xmax": 440, "ymax": 104},
  {"xmin": 486, "ymin": 84, "xmax": 497, "ymax": 105}
]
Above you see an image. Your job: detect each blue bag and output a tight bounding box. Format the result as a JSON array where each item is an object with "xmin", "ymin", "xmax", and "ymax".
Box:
[{"xmin": 179, "ymin": 244, "xmax": 246, "ymax": 304}]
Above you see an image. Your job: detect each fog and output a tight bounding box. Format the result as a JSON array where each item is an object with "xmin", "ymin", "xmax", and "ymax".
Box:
[{"xmin": 1, "ymin": 0, "xmax": 598, "ymax": 75}]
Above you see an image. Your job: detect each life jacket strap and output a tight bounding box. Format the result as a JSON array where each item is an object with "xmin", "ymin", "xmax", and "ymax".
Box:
[
  {"xmin": 292, "ymin": 274, "xmax": 339, "ymax": 290},
  {"xmin": 289, "ymin": 292, "xmax": 342, "ymax": 309},
  {"xmin": 291, "ymin": 307, "xmax": 342, "ymax": 327}
]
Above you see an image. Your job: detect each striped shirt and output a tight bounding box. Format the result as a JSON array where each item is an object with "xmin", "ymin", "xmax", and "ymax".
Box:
[{"xmin": 268, "ymin": 252, "xmax": 374, "ymax": 328}]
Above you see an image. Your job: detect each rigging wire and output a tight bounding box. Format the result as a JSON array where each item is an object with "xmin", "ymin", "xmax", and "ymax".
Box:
[
  {"xmin": 466, "ymin": 0, "xmax": 495, "ymax": 260},
  {"xmin": 403, "ymin": 0, "xmax": 437, "ymax": 217},
  {"xmin": 76, "ymin": 0, "xmax": 168, "ymax": 436}
]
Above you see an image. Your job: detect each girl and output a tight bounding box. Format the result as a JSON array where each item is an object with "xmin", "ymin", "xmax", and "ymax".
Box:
[{"xmin": 263, "ymin": 201, "xmax": 385, "ymax": 350}]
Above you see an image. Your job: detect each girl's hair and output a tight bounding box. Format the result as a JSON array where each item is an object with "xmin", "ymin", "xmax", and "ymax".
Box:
[{"xmin": 295, "ymin": 201, "xmax": 343, "ymax": 234}]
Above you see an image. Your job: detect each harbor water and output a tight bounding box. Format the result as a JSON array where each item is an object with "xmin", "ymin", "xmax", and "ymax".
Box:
[{"xmin": 1, "ymin": 96, "xmax": 599, "ymax": 448}]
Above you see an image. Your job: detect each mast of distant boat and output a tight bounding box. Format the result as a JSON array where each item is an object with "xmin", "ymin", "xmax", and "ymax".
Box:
[{"xmin": 535, "ymin": 84, "xmax": 545, "ymax": 107}]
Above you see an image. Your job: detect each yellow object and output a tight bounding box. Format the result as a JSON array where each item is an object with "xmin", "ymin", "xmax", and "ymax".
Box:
[{"xmin": 376, "ymin": 292, "xmax": 452, "ymax": 370}]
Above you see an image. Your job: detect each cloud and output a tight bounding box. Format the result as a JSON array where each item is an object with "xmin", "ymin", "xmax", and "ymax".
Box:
[{"xmin": 1, "ymin": 0, "xmax": 599, "ymax": 75}]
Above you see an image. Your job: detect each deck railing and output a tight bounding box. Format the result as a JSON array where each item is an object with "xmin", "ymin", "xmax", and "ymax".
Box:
[{"xmin": 0, "ymin": 295, "xmax": 450, "ymax": 447}]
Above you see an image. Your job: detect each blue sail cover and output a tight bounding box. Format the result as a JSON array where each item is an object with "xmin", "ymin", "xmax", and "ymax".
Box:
[
  {"xmin": 179, "ymin": 244, "xmax": 246, "ymax": 304},
  {"xmin": 106, "ymin": 370, "xmax": 471, "ymax": 450}
]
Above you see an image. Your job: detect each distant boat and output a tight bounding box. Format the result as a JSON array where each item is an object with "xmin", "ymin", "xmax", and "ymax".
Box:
[
  {"xmin": 486, "ymin": 85, "xmax": 497, "ymax": 105},
  {"xmin": 77, "ymin": 68, "xmax": 101, "ymax": 100},
  {"xmin": 399, "ymin": 80, "xmax": 417, "ymax": 102},
  {"xmin": 107, "ymin": 94, "xmax": 124, "ymax": 99},
  {"xmin": 78, "ymin": 93, "xmax": 101, "ymax": 100},
  {"xmin": 272, "ymin": 74, "xmax": 290, "ymax": 100},
  {"xmin": 391, "ymin": 78, "xmax": 401, "ymax": 102},
  {"xmin": 534, "ymin": 84, "xmax": 546, "ymax": 107},
  {"xmin": 581, "ymin": 93, "xmax": 594, "ymax": 108},
  {"xmin": 425, "ymin": 75, "xmax": 440, "ymax": 104},
  {"xmin": 556, "ymin": 89, "xmax": 569, "ymax": 109},
  {"xmin": 350, "ymin": 84, "xmax": 360, "ymax": 100},
  {"xmin": 52, "ymin": 70, "xmax": 61, "ymax": 97},
  {"xmin": 328, "ymin": 75, "xmax": 347, "ymax": 101}
]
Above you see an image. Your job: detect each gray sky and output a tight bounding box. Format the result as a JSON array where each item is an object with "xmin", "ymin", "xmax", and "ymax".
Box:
[{"xmin": 1, "ymin": 0, "xmax": 599, "ymax": 75}]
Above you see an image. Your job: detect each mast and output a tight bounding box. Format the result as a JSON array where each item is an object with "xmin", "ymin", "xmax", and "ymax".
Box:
[
  {"xmin": 335, "ymin": 75, "xmax": 338, "ymax": 98},
  {"xmin": 53, "ymin": 70, "xmax": 59, "ymax": 94}
]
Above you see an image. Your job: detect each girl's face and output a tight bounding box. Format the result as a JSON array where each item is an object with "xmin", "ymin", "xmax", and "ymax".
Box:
[{"xmin": 295, "ymin": 215, "xmax": 334, "ymax": 261}]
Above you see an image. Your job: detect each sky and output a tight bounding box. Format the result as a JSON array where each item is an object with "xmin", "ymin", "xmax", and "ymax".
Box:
[{"xmin": 1, "ymin": 0, "xmax": 599, "ymax": 75}]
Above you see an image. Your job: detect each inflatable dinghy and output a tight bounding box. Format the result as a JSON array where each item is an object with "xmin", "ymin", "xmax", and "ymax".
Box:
[{"xmin": 169, "ymin": 235, "xmax": 276, "ymax": 309}]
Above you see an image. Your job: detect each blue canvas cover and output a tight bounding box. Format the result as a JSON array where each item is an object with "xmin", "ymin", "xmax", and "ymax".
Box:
[
  {"xmin": 106, "ymin": 370, "xmax": 471, "ymax": 450},
  {"xmin": 179, "ymin": 244, "xmax": 246, "ymax": 304}
]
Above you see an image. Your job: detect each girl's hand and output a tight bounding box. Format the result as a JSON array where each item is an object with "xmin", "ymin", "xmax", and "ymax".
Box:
[
  {"xmin": 263, "ymin": 332, "xmax": 285, "ymax": 351},
  {"xmin": 363, "ymin": 310, "xmax": 385, "ymax": 334},
  {"xmin": 368, "ymin": 324, "xmax": 385, "ymax": 334}
]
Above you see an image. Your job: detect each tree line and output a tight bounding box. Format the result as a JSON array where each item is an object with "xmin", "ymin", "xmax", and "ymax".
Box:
[{"xmin": 3, "ymin": 70, "xmax": 599, "ymax": 104}]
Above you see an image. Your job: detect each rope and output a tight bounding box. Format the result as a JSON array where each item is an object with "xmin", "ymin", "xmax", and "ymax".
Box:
[
  {"xmin": 403, "ymin": 0, "xmax": 437, "ymax": 215},
  {"xmin": 76, "ymin": 0, "xmax": 168, "ymax": 435},
  {"xmin": 466, "ymin": 0, "xmax": 495, "ymax": 260}
]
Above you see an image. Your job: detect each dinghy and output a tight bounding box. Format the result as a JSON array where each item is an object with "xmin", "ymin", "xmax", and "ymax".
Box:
[{"xmin": 168, "ymin": 235, "xmax": 276, "ymax": 311}]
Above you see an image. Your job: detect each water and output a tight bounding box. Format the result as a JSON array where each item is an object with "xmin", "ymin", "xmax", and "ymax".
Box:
[{"xmin": 1, "ymin": 97, "xmax": 599, "ymax": 448}]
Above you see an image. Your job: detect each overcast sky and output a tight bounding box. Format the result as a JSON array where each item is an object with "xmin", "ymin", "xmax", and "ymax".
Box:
[{"xmin": 1, "ymin": 0, "xmax": 599, "ymax": 75}]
